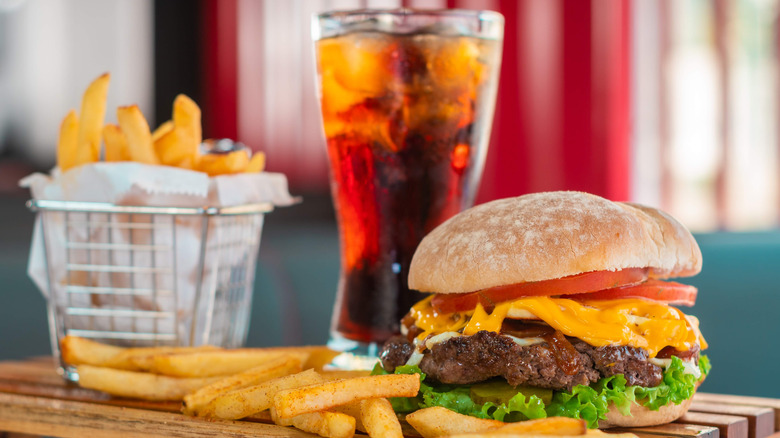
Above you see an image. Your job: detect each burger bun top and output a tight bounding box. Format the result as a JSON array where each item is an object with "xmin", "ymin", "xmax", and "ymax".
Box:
[{"xmin": 408, "ymin": 191, "xmax": 702, "ymax": 294}]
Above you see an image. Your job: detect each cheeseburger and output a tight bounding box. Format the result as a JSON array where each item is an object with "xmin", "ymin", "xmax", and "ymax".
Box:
[{"xmin": 377, "ymin": 191, "xmax": 710, "ymax": 428}]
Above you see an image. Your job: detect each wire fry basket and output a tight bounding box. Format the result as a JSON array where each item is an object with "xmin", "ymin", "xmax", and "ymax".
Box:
[{"xmin": 27, "ymin": 199, "xmax": 273, "ymax": 381}]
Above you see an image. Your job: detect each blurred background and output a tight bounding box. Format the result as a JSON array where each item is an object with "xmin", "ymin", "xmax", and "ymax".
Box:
[{"xmin": 0, "ymin": 0, "xmax": 778, "ymax": 397}]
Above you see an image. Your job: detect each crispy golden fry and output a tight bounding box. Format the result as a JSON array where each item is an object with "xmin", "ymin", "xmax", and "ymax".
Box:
[
  {"xmin": 76, "ymin": 365, "xmax": 219, "ymax": 401},
  {"xmin": 103, "ymin": 124, "xmax": 129, "ymax": 162},
  {"xmin": 272, "ymin": 409, "xmax": 356, "ymax": 438},
  {"xmin": 405, "ymin": 407, "xmax": 504, "ymax": 438},
  {"xmin": 147, "ymin": 348, "xmax": 309, "ymax": 378},
  {"xmin": 488, "ymin": 417, "xmax": 587, "ymax": 435},
  {"xmin": 173, "ymin": 94, "xmax": 202, "ymax": 143},
  {"xmin": 183, "ymin": 355, "xmax": 304, "ymax": 415},
  {"xmin": 75, "ymin": 73, "xmax": 110, "ymax": 165},
  {"xmin": 151, "ymin": 120, "xmax": 174, "ymax": 143},
  {"xmin": 153, "ymin": 126, "xmax": 189, "ymax": 166},
  {"xmin": 57, "ymin": 110, "xmax": 80, "ymax": 172},
  {"xmin": 173, "ymin": 94, "xmax": 202, "ymax": 162},
  {"xmin": 61, "ymin": 335, "xmax": 219, "ymax": 371},
  {"xmin": 360, "ymin": 398, "xmax": 403, "ymax": 438},
  {"xmin": 245, "ymin": 152, "xmax": 266, "ymax": 173},
  {"xmin": 332, "ymin": 402, "xmax": 365, "ymax": 433},
  {"xmin": 61, "ymin": 336, "xmax": 123, "ymax": 368},
  {"xmin": 198, "ymin": 149, "xmax": 250, "ymax": 176},
  {"xmin": 117, "ymin": 105, "xmax": 158, "ymax": 165},
  {"xmin": 203, "ymin": 368, "xmax": 325, "ymax": 420},
  {"xmin": 273, "ymin": 374, "xmax": 420, "ymax": 420}
]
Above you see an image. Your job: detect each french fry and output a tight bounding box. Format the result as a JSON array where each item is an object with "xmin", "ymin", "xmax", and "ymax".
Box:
[
  {"xmin": 203, "ymin": 368, "xmax": 325, "ymax": 420},
  {"xmin": 183, "ymin": 355, "xmax": 304, "ymax": 415},
  {"xmin": 57, "ymin": 110, "xmax": 80, "ymax": 171},
  {"xmin": 61, "ymin": 335, "xmax": 218, "ymax": 371},
  {"xmin": 245, "ymin": 152, "xmax": 266, "ymax": 173},
  {"xmin": 272, "ymin": 374, "xmax": 420, "ymax": 420},
  {"xmin": 272, "ymin": 409, "xmax": 356, "ymax": 438},
  {"xmin": 106, "ymin": 345, "xmax": 219, "ymax": 371},
  {"xmin": 446, "ymin": 435, "xmax": 637, "ymax": 438},
  {"xmin": 76, "ymin": 365, "xmax": 219, "ymax": 401},
  {"xmin": 75, "ymin": 73, "xmax": 110, "ymax": 166},
  {"xmin": 261, "ymin": 345, "xmax": 340, "ymax": 371},
  {"xmin": 319, "ymin": 370, "xmax": 372, "ymax": 381},
  {"xmin": 173, "ymin": 94, "xmax": 202, "ymax": 144},
  {"xmin": 146, "ymin": 348, "xmax": 309, "ymax": 378},
  {"xmin": 173, "ymin": 94, "xmax": 202, "ymax": 163},
  {"xmin": 61, "ymin": 336, "xmax": 123, "ymax": 368},
  {"xmin": 154, "ymin": 126, "xmax": 189, "ymax": 166},
  {"xmin": 103, "ymin": 124, "xmax": 129, "ymax": 162},
  {"xmin": 360, "ymin": 398, "xmax": 403, "ymax": 438},
  {"xmin": 405, "ymin": 407, "xmax": 504, "ymax": 438},
  {"xmin": 332, "ymin": 402, "xmax": 365, "ymax": 433},
  {"xmin": 488, "ymin": 417, "xmax": 587, "ymax": 435},
  {"xmin": 117, "ymin": 105, "xmax": 158, "ymax": 165},
  {"xmin": 152, "ymin": 120, "xmax": 174, "ymax": 143},
  {"xmin": 198, "ymin": 149, "xmax": 250, "ymax": 176}
]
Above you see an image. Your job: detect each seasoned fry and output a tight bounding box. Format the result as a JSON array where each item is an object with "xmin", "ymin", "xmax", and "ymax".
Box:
[
  {"xmin": 203, "ymin": 368, "xmax": 325, "ymax": 420},
  {"xmin": 117, "ymin": 104, "xmax": 158, "ymax": 165},
  {"xmin": 332, "ymin": 402, "xmax": 365, "ymax": 433},
  {"xmin": 272, "ymin": 374, "xmax": 420, "ymax": 420},
  {"xmin": 319, "ymin": 370, "xmax": 372, "ymax": 381},
  {"xmin": 57, "ymin": 110, "xmax": 80, "ymax": 171},
  {"xmin": 272, "ymin": 409, "xmax": 356, "ymax": 438},
  {"xmin": 147, "ymin": 348, "xmax": 309, "ymax": 378},
  {"xmin": 183, "ymin": 355, "xmax": 303, "ymax": 415},
  {"xmin": 76, "ymin": 365, "xmax": 219, "ymax": 401},
  {"xmin": 489, "ymin": 417, "xmax": 587, "ymax": 435},
  {"xmin": 151, "ymin": 120, "xmax": 174, "ymax": 142},
  {"xmin": 405, "ymin": 407, "xmax": 503, "ymax": 438},
  {"xmin": 360, "ymin": 398, "xmax": 403, "ymax": 438},
  {"xmin": 75, "ymin": 73, "xmax": 110, "ymax": 165},
  {"xmin": 103, "ymin": 124, "xmax": 129, "ymax": 162},
  {"xmin": 198, "ymin": 149, "xmax": 250, "ymax": 176},
  {"xmin": 245, "ymin": 152, "xmax": 266, "ymax": 173}
]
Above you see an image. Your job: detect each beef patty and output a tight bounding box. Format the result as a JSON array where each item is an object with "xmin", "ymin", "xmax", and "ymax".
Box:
[{"xmin": 380, "ymin": 331, "xmax": 698, "ymax": 391}]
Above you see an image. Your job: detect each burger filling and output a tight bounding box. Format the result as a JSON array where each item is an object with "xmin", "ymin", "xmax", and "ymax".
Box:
[
  {"xmin": 381, "ymin": 330, "xmax": 700, "ymax": 391},
  {"xmin": 375, "ymin": 291, "xmax": 710, "ymax": 428}
]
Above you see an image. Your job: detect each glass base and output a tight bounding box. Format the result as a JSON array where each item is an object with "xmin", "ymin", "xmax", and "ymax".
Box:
[
  {"xmin": 326, "ymin": 333, "xmax": 383, "ymax": 371},
  {"xmin": 59, "ymin": 364, "xmax": 80, "ymax": 384}
]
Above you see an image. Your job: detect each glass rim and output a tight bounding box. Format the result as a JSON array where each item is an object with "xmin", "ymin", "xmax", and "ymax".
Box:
[{"xmin": 316, "ymin": 8, "xmax": 504, "ymax": 23}]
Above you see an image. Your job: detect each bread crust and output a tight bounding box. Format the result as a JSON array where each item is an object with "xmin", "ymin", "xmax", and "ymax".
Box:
[
  {"xmin": 599, "ymin": 395, "xmax": 694, "ymax": 428},
  {"xmin": 408, "ymin": 191, "xmax": 702, "ymax": 294}
]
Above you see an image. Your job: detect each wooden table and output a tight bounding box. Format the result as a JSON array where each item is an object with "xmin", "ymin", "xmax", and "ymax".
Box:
[{"xmin": 0, "ymin": 358, "xmax": 778, "ymax": 438}]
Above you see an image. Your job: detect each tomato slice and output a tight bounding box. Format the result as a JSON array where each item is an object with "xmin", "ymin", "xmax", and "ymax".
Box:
[
  {"xmin": 564, "ymin": 279, "xmax": 698, "ymax": 306},
  {"xmin": 431, "ymin": 268, "xmax": 649, "ymax": 314}
]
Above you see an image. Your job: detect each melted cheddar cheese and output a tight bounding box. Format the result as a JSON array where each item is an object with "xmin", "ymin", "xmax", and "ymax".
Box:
[{"xmin": 410, "ymin": 295, "xmax": 705, "ymax": 358}]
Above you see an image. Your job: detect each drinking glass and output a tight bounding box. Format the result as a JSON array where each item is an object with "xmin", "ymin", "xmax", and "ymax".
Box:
[{"xmin": 312, "ymin": 9, "xmax": 504, "ymax": 361}]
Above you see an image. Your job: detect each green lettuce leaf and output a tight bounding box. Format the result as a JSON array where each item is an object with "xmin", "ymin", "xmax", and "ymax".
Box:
[{"xmin": 374, "ymin": 354, "xmax": 711, "ymax": 429}]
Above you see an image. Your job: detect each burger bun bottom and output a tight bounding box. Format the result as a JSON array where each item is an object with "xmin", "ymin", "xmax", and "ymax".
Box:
[{"xmin": 599, "ymin": 395, "xmax": 694, "ymax": 428}]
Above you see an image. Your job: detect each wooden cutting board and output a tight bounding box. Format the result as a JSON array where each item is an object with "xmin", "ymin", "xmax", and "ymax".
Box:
[{"xmin": 0, "ymin": 357, "xmax": 777, "ymax": 438}]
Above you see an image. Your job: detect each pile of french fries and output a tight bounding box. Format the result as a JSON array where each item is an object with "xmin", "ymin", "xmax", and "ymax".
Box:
[
  {"xmin": 62, "ymin": 336, "xmax": 638, "ymax": 438},
  {"xmin": 57, "ymin": 73, "xmax": 265, "ymax": 176}
]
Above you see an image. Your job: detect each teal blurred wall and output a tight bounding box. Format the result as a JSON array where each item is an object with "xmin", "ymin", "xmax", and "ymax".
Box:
[{"xmin": 0, "ymin": 195, "xmax": 778, "ymax": 397}]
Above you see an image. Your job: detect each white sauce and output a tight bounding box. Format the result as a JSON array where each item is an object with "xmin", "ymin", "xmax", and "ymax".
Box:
[{"xmin": 648, "ymin": 358, "xmax": 702, "ymax": 379}]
